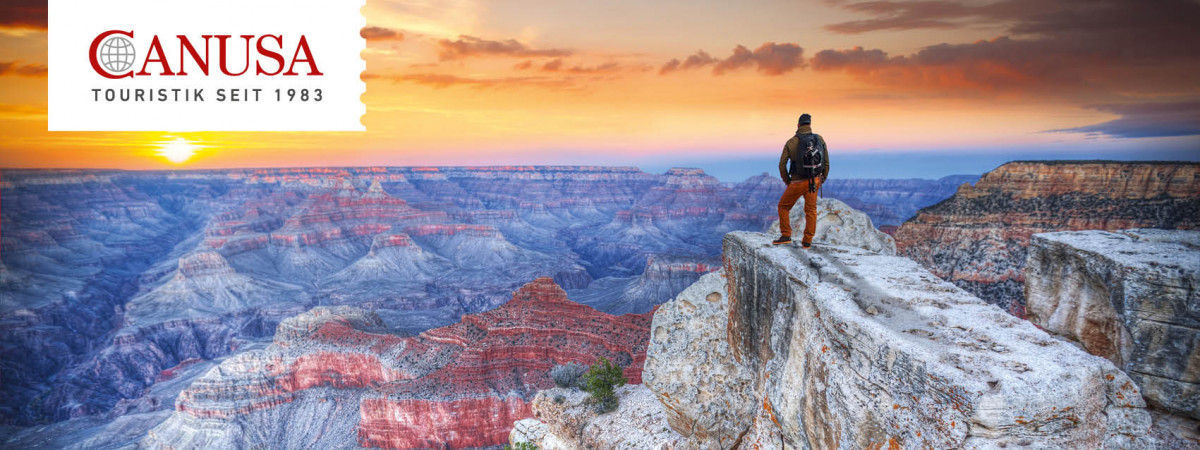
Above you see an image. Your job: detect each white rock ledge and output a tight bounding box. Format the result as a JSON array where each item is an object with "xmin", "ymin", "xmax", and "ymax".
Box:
[{"xmin": 644, "ymin": 231, "xmax": 1158, "ymax": 449}]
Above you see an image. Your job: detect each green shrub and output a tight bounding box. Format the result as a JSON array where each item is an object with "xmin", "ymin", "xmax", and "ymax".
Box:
[
  {"xmin": 580, "ymin": 356, "xmax": 627, "ymax": 414},
  {"xmin": 504, "ymin": 442, "xmax": 538, "ymax": 450}
]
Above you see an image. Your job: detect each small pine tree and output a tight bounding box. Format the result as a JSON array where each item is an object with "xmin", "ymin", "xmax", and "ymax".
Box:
[{"xmin": 580, "ymin": 356, "xmax": 627, "ymax": 414}]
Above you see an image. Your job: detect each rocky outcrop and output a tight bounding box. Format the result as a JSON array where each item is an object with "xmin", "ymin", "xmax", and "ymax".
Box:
[
  {"xmin": 125, "ymin": 251, "xmax": 310, "ymax": 323},
  {"xmin": 895, "ymin": 161, "xmax": 1200, "ymax": 315},
  {"xmin": 514, "ymin": 225, "xmax": 1170, "ymax": 448},
  {"xmin": 643, "ymin": 272, "xmax": 756, "ymax": 448},
  {"xmin": 643, "ymin": 232, "xmax": 1157, "ymax": 448},
  {"xmin": 768, "ymin": 197, "xmax": 897, "ymax": 255},
  {"xmin": 510, "ymin": 385, "xmax": 684, "ymax": 449},
  {"xmin": 142, "ymin": 277, "xmax": 653, "ymax": 449},
  {"xmin": 1026, "ymin": 229, "xmax": 1200, "ymax": 420}
]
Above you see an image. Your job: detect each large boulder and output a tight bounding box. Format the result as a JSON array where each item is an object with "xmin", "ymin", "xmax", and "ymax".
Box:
[
  {"xmin": 642, "ymin": 272, "xmax": 757, "ymax": 448},
  {"xmin": 768, "ymin": 197, "xmax": 896, "ymax": 255},
  {"xmin": 1026, "ymin": 229, "xmax": 1200, "ymax": 420}
]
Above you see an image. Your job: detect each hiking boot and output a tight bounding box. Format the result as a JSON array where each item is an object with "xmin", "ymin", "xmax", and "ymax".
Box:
[
  {"xmin": 772, "ymin": 236, "xmax": 792, "ymax": 245},
  {"xmin": 801, "ymin": 241, "xmax": 812, "ymax": 249}
]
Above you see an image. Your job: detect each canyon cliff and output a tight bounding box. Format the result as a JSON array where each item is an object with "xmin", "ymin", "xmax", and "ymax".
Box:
[
  {"xmin": 0, "ymin": 166, "xmax": 969, "ymax": 447},
  {"xmin": 0, "ymin": 166, "xmax": 767, "ymax": 426},
  {"xmin": 516, "ymin": 227, "xmax": 1193, "ymax": 448},
  {"xmin": 894, "ymin": 161, "xmax": 1200, "ymax": 315}
]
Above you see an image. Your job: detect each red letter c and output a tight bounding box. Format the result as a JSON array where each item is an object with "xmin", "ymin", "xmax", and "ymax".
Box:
[{"xmin": 90, "ymin": 30, "xmax": 135, "ymax": 79}]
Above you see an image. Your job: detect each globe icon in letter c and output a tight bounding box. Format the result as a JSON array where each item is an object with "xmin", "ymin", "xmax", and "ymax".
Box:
[{"xmin": 99, "ymin": 36, "xmax": 136, "ymax": 73}]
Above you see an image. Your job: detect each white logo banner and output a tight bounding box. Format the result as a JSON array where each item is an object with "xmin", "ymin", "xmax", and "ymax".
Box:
[{"xmin": 48, "ymin": 0, "xmax": 365, "ymax": 131}]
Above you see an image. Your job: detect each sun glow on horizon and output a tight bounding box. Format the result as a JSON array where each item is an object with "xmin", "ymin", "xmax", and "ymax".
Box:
[{"xmin": 155, "ymin": 137, "xmax": 201, "ymax": 164}]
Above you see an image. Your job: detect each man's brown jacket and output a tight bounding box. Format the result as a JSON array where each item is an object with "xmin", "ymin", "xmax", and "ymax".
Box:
[{"xmin": 778, "ymin": 124, "xmax": 829, "ymax": 184}]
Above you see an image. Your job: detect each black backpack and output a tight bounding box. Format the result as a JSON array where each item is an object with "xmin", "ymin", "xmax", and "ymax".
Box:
[{"xmin": 790, "ymin": 133, "xmax": 824, "ymax": 179}]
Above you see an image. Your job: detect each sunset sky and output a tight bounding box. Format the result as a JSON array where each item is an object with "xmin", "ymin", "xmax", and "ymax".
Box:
[{"xmin": 1, "ymin": 0, "xmax": 1197, "ymax": 179}]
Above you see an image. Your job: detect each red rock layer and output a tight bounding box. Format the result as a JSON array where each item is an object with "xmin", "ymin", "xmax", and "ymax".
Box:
[
  {"xmin": 173, "ymin": 277, "xmax": 653, "ymax": 449},
  {"xmin": 358, "ymin": 396, "xmax": 531, "ymax": 449},
  {"xmin": 156, "ymin": 357, "xmax": 204, "ymax": 382},
  {"xmin": 202, "ymin": 183, "xmax": 449, "ymax": 253}
]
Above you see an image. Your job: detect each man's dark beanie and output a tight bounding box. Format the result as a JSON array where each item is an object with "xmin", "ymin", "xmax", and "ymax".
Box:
[{"xmin": 798, "ymin": 113, "xmax": 812, "ymax": 125}]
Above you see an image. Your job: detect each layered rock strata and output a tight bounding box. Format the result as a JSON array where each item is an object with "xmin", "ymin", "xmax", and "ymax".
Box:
[
  {"xmin": 141, "ymin": 277, "xmax": 652, "ymax": 449},
  {"xmin": 895, "ymin": 161, "xmax": 1200, "ymax": 314},
  {"xmin": 0, "ymin": 173, "xmax": 218, "ymax": 423},
  {"xmin": 644, "ymin": 232, "xmax": 1156, "ymax": 448},
  {"xmin": 1026, "ymin": 229, "xmax": 1200, "ymax": 420},
  {"xmin": 0, "ymin": 165, "xmax": 961, "ymax": 432}
]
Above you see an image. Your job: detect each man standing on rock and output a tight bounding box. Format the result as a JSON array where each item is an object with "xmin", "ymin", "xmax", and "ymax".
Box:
[{"xmin": 774, "ymin": 113, "xmax": 829, "ymax": 248}]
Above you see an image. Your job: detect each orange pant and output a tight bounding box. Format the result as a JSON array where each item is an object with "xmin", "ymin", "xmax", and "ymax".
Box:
[{"xmin": 778, "ymin": 177, "xmax": 820, "ymax": 242}]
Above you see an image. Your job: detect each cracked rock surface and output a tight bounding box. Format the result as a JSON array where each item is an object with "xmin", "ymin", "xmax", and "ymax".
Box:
[{"xmin": 1026, "ymin": 229, "xmax": 1200, "ymax": 421}]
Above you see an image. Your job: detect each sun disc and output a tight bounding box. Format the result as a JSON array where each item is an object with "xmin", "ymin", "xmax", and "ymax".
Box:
[{"xmin": 156, "ymin": 138, "xmax": 199, "ymax": 164}]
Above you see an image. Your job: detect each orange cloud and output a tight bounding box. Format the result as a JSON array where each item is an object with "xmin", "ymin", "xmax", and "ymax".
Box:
[
  {"xmin": 435, "ymin": 35, "xmax": 571, "ymax": 61},
  {"xmin": 660, "ymin": 43, "xmax": 803, "ymax": 76},
  {"xmin": 0, "ymin": 60, "xmax": 46, "ymax": 77},
  {"xmin": 810, "ymin": 32, "xmax": 1198, "ymax": 100},
  {"xmin": 659, "ymin": 51, "xmax": 716, "ymax": 75},
  {"xmin": 542, "ymin": 58, "xmax": 563, "ymax": 71},
  {"xmin": 539, "ymin": 58, "xmax": 621, "ymax": 74},
  {"xmin": 714, "ymin": 43, "xmax": 803, "ymax": 76},
  {"xmin": 360, "ymin": 26, "xmax": 404, "ymax": 41},
  {"xmin": 816, "ymin": 0, "xmax": 1200, "ymax": 98},
  {"xmin": 0, "ymin": 0, "xmax": 46, "ymax": 30}
]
